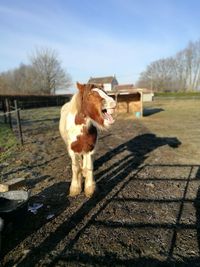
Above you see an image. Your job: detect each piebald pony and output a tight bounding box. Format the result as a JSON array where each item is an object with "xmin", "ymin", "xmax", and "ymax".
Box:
[{"xmin": 59, "ymin": 82, "xmax": 116, "ymax": 197}]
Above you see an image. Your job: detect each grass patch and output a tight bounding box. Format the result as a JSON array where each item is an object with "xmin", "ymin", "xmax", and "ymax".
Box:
[
  {"xmin": 142, "ymin": 99, "xmax": 200, "ymax": 164},
  {"xmin": 155, "ymin": 91, "xmax": 200, "ymax": 98},
  {"xmin": 0, "ymin": 123, "xmax": 18, "ymax": 162}
]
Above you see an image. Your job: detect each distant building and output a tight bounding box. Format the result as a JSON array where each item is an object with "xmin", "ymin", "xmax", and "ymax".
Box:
[
  {"xmin": 88, "ymin": 76, "xmax": 118, "ymax": 92},
  {"xmin": 114, "ymin": 84, "xmax": 135, "ymax": 93}
]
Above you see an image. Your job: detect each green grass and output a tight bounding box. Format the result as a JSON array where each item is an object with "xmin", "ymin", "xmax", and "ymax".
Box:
[
  {"xmin": 0, "ymin": 123, "xmax": 18, "ymax": 162},
  {"xmin": 20, "ymin": 106, "xmax": 60, "ymax": 121},
  {"xmin": 142, "ymin": 99, "xmax": 200, "ymax": 164},
  {"xmin": 1, "ymin": 102, "xmax": 200, "ymax": 165},
  {"xmin": 155, "ymin": 91, "xmax": 200, "ymax": 97}
]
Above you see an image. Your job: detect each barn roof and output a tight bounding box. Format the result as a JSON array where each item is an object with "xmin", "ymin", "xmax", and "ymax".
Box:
[
  {"xmin": 113, "ymin": 85, "xmax": 153, "ymax": 94},
  {"xmin": 114, "ymin": 84, "xmax": 135, "ymax": 91},
  {"xmin": 88, "ymin": 76, "xmax": 117, "ymax": 84}
]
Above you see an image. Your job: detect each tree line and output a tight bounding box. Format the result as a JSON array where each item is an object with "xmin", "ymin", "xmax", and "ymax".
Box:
[
  {"xmin": 0, "ymin": 48, "xmax": 72, "ymax": 95},
  {"xmin": 137, "ymin": 40, "xmax": 200, "ymax": 92}
]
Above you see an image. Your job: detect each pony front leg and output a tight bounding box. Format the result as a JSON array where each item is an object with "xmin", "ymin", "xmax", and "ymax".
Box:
[
  {"xmin": 83, "ymin": 153, "xmax": 95, "ymax": 197},
  {"xmin": 69, "ymin": 152, "xmax": 82, "ymax": 197}
]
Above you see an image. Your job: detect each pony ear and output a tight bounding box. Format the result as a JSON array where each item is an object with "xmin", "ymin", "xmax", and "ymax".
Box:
[{"xmin": 76, "ymin": 82, "xmax": 85, "ymax": 92}]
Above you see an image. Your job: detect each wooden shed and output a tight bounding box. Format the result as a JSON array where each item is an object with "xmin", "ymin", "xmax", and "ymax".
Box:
[{"xmin": 108, "ymin": 89, "xmax": 143, "ymax": 118}]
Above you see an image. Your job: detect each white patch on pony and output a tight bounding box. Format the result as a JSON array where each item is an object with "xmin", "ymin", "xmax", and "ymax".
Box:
[
  {"xmin": 92, "ymin": 88, "xmax": 116, "ymax": 109},
  {"xmin": 66, "ymin": 113, "xmax": 76, "ymax": 131},
  {"xmin": 92, "ymin": 88, "xmax": 116, "ymax": 128},
  {"xmin": 65, "ymin": 113, "xmax": 92, "ymax": 143},
  {"xmin": 66, "ymin": 112, "xmax": 83, "ymax": 142},
  {"xmin": 92, "ymin": 88, "xmax": 111, "ymax": 101}
]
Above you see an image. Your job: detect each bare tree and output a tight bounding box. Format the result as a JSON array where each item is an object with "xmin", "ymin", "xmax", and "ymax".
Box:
[
  {"xmin": 137, "ymin": 58, "xmax": 175, "ymax": 92},
  {"xmin": 30, "ymin": 47, "xmax": 72, "ymax": 94},
  {"xmin": 13, "ymin": 64, "xmax": 40, "ymax": 94},
  {"xmin": 0, "ymin": 47, "xmax": 72, "ymax": 95},
  {"xmin": 137, "ymin": 39, "xmax": 200, "ymax": 92},
  {"xmin": 184, "ymin": 41, "xmax": 200, "ymax": 91},
  {"xmin": 0, "ymin": 73, "xmax": 9, "ymax": 94},
  {"xmin": 0, "ymin": 69, "xmax": 19, "ymax": 95},
  {"xmin": 0, "ymin": 64, "xmax": 38, "ymax": 95}
]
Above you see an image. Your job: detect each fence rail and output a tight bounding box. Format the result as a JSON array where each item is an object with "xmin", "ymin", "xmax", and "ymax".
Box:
[
  {"xmin": 0, "ymin": 94, "xmax": 71, "ymax": 145},
  {"xmin": 0, "ymin": 94, "xmax": 72, "ymax": 110},
  {"xmin": 0, "ymin": 99, "xmax": 23, "ymax": 145}
]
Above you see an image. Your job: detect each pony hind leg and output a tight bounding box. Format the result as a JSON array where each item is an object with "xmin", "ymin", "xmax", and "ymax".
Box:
[
  {"xmin": 69, "ymin": 153, "xmax": 83, "ymax": 197},
  {"xmin": 83, "ymin": 153, "xmax": 96, "ymax": 197}
]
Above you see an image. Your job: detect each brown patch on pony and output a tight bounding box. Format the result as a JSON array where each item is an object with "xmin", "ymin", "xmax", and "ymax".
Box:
[
  {"xmin": 71, "ymin": 124, "xmax": 97, "ymax": 153},
  {"xmin": 86, "ymin": 104, "xmax": 104, "ymax": 125},
  {"xmin": 83, "ymin": 90, "xmax": 104, "ymax": 126},
  {"xmin": 75, "ymin": 113, "xmax": 86, "ymax": 125},
  {"xmin": 75, "ymin": 83, "xmax": 105, "ymax": 127}
]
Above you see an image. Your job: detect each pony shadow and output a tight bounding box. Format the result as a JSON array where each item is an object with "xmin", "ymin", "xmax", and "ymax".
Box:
[
  {"xmin": 57, "ymin": 164, "xmax": 200, "ymax": 267},
  {"xmin": 14, "ymin": 133, "xmax": 182, "ymax": 266},
  {"xmin": 95, "ymin": 133, "xmax": 181, "ymax": 172}
]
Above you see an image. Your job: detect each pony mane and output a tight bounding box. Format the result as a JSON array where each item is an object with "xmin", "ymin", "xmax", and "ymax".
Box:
[{"xmin": 69, "ymin": 92, "xmax": 82, "ymax": 114}]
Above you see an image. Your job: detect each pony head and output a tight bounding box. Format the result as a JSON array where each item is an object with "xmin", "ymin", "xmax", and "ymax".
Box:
[{"xmin": 76, "ymin": 82, "xmax": 116, "ymax": 129}]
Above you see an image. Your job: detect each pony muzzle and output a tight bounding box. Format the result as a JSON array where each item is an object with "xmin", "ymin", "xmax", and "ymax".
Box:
[{"xmin": 102, "ymin": 100, "xmax": 116, "ymax": 125}]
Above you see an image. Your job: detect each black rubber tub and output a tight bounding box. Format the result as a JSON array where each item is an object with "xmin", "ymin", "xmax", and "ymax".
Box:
[
  {"xmin": 0, "ymin": 217, "xmax": 3, "ymax": 252},
  {"xmin": 0, "ymin": 190, "xmax": 30, "ymax": 223}
]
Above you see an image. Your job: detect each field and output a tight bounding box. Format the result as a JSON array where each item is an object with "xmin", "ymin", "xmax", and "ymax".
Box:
[{"xmin": 1, "ymin": 98, "xmax": 200, "ymax": 266}]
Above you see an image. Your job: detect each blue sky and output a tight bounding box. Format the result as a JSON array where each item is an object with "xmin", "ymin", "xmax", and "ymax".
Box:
[{"xmin": 1, "ymin": 0, "xmax": 200, "ymax": 90}]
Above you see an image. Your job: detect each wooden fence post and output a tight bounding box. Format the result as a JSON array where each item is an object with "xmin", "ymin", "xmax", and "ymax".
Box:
[
  {"xmin": 2, "ymin": 99, "xmax": 7, "ymax": 123},
  {"xmin": 127, "ymin": 101, "xmax": 130, "ymax": 113},
  {"xmin": 14, "ymin": 100, "xmax": 23, "ymax": 145},
  {"xmin": 5, "ymin": 98, "xmax": 12, "ymax": 129}
]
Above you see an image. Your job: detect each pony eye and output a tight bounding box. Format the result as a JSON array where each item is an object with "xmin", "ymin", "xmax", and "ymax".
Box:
[{"xmin": 102, "ymin": 99, "xmax": 106, "ymax": 105}]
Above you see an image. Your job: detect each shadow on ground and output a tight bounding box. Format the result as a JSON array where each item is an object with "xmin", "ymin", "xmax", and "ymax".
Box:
[
  {"xmin": 143, "ymin": 108, "xmax": 164, "ymax": 116},
  {"xmin": 3, "ymin": 133, "xmax": 200, "ymax": 266}
]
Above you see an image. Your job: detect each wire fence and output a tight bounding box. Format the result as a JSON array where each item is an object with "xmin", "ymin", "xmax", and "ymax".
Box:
[
  {"xmin": 0, "ymin": 99, "xmax": 23, "ymax": 145},
  {"xmin": 0, "ymin": 94, "xmax": 71, "ymax": 146},
  {"xmin": 0, "ymin": 94, "xmax": 71, "ymax": 110}
]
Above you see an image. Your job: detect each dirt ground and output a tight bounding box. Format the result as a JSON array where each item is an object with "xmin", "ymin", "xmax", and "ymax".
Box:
[{"xmin": 1, "ymin": 99, "xmax": 200, "ymax": 267}]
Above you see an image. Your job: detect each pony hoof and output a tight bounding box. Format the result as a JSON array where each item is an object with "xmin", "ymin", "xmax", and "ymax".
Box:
[
  {"xmin": 84, "ymin": 185, "xmax": 96, "ymax": 198},
  {"xmin": 69, "ymin": 186, "xmax": 81, "ymax": 197}
]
